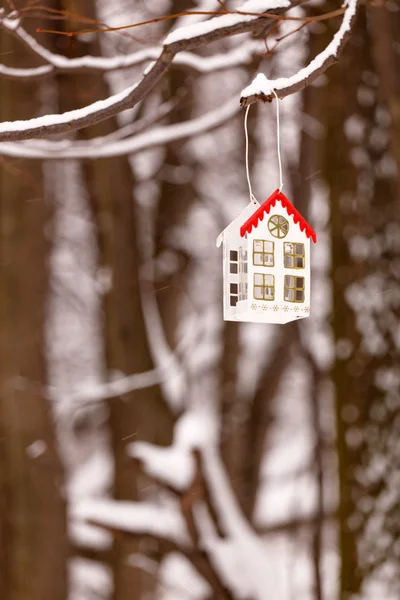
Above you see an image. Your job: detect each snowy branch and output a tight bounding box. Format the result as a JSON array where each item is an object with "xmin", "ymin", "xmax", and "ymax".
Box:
[
  {"xmin": 128, "ymin": 409, "xmax": 280, "ymax": 599},
  {"xmin": 0, "ymin": 11, "xmax": 264, "ymax": 81},
  {"xmin": 0, "ymin": 97, "xmax": 240, "ymax": 159},
  {"xmin": 0, "ymin": 1, "xmax": 288, "ymax": 141},
  {"xmin": 73, "ymin": 499, "xmax": 190, "ymax": 548},
  {"xmin": 240, "ymin": 0, "xmax": 359, "ymax": 105},
  {"xmin": 0, "ymin": 0, "xmax": 360, "ymax": 141}
]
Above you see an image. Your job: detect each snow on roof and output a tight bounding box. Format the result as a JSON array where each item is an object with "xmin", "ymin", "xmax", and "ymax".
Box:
[{"xmin": 240, "ymin": 189, "xmax": 317, "ymax": 242}]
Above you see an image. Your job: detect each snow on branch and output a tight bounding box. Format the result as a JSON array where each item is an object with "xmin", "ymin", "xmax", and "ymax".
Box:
[
  {"xmin": 0, "ymin": 1, "xmax": 287, "ymax": 141},
  {"xmin": 0, "ymin": 11, "xmax": 264, "ymax": 81},
  {"xmin": 163, "ymin": 0, "xmax": 290, "ymax": 45},
  {"xmin": 73, "ymin": 499, "xmax": 190, "ymax": 547},
  {"xmin": 0, "ymin": 97, "xmax": 240, "ymax": 159},
  {"xmin": 0, "ymin": 0, "xmax": 359, "ymax": 141},
  {"xmin": 130, "ymin": 409, "xmax": 219, "ymax": 491},
  {"xmin": 0, "ymin": 63, "xmax": 52, "ymax": 80},
  {"xmin": 49, "ymin": 368, "xmax": 163, "ymax": 405},
  {"xmin": 240, "ymin": 0, "xmax": 359, "ymax": 105},
  {"xmin": 0, "ymin": 63, "xmax": 159, "ymax": 140},
  {"xmin": 127, "ymin": 408, "xmax": 280, "ymax": 599}
]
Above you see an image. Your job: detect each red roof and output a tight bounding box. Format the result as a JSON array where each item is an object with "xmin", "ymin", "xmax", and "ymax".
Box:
[{"xmin": 240, "ymin": 189, "xmax": 317, "ymax": 243}]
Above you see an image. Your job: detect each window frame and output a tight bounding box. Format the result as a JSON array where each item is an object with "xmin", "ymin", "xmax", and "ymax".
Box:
[
  {"xmin": 229, "ymin": 249, "xmax": 238, "ymax": 274},
  {"xmin": 253, "ymin": 273, "xmax": 275, "ymax": 301},
  {"xmin": 230, "ymin": 282, "xmax": 238, "ymax": 307},
  {"xmin": 284, "ymin": 275, "xmax": 305, "ymax": 303},
  {"xmin": 268, "ymin": 214, "xmax": 289, "ymax": 239},
  {"xmin": 252, "ymin": 239, "xmax": 274, "ymax": 267},
  {"xmin": 284, "ymin": 242, "xmax": 305, "ymax": 269}
]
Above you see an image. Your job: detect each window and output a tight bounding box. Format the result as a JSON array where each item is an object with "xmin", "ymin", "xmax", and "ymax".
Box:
[
  {"xmin": 284, "ymin": 242, "xmax": 305, "ymax": 269},
  {"xmin": 253, "ymin": 240, "xmax": 274, "ymax": 266},
  {"xmin": 230, "ymin": 248, "xmax": 247, "ymax": 307},
  {"xmin": 230, "ymin": 250, "xmax": 238, "ymax": 274},
  {"xmin": 230, "ymin": 283, "xmax": 238, "ymax": 306},
  {"xmin": 254, "ymin": 273, "xmax": 275, "ymax": 301},
  {"xmin": 284, "ymin": 275, "xmax": 305, "ymax": 303},
  {"xmin": 268, "ymin": 215, "xmax": 289, "ymax": 239}
]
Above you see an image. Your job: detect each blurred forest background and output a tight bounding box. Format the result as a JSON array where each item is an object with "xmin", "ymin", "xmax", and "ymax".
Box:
[{"xmin": 0, "ymin": 1, "xmax": 399, "ymax": 599}]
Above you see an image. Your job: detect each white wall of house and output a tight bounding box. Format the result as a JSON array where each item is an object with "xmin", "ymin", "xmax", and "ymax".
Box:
[{"xmin": 218, "ymin": 202, "xmax": 257, "ymax": 321}]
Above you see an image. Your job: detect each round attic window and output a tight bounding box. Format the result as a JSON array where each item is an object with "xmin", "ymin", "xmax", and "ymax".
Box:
[{"xmin": 268, "ymin": 214, "xmax": 289, "ymax": 239}]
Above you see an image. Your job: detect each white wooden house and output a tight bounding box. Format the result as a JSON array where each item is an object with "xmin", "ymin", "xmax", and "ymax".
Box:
[{"xmin": 216, "ymin": 189, "xmax": 317, "ymax": 324}]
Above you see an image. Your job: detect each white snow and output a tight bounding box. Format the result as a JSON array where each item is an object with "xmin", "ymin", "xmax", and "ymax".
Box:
[
  {"xmin": 73, "ymin": 499, "xmax": 190, "ymax": 546},
  {"xmin": 26, "ymin": 439, "xmax": 47, "ymax": 458},
  {"xmin": 51, "ymin": 367, "xmax": 164, "ymax": 404},
  {"xmin": 68, "ymin": 450, "xmax": 113, "ymax": 501},
  {"xmin": 1, "ymin": 14, "xmax": 163, "ymax": 72},
  {"xmin": 164, "ymin": 0, "xmax": 291, "ymax": 45},
  {"xmin": 0, "ymin": 97, "xmax": 240, "ymax": 159},
  {"xmin": 131, "ymin": 442, "xmax": 194, "ymax": 491},
  {"xmin": 176, "ymin": 39, "xmax": 264, "ymax": 72},
  {"xmin": 129, "ymin": 409, "xmax": 285, "ymax": 599},
  {"xmin": 69, "ymin": 558, "xmax": 112, "ymax": 600},
  {"xmin": 0, "ymin": 23, "xmax": 261, "ymax": 79},
  {"xmin": 193, "ymin": 444, "xmax": 283, "ymax": 598},
  {"xmin": 0, "ymin": 81, "xmax": 138, "ymax": 135},
  {"xmin": 70, "ymin": 520, "xmax": 111, "ymax": 551},
  {"xmin": 0, "ymin": 64, "xmax": 52, "ymax": 79},
  {"xmin": 241, "ymin": 0, "xmax": 358, "ymax": 99},
  {"xmin": 129, "ymin": 409, "xmax": 219, "ymax": 491},
  {"xmin": 0, "ymin": 0, "xmax": 289, "ymax": 140},
  {"xmin": 0, "ymin": 12, "xmax": 20, "ymax": 31},
  {"xmin": 159, "ymin": 553, "xmax": 211, "ymax": 600}
]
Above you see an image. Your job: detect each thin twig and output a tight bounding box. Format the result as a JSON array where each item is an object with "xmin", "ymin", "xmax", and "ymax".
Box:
[{"xmin": 36, "ymin": 7, "xmax": 346, "ymax": 36}]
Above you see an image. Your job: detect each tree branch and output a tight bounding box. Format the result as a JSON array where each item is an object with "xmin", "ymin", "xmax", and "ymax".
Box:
[
  {"xmin": 240, "ymin": 0, "xmax": 359, "ymax": 105},
  {"xmin": 0, "ymin": 1, "xmax": 287, "ymax": 141},
  {"xmin": 0, "ymin": 12, "xmax": 264, "ymax": 81},
  {"xmin": 0, "ymin": 96, "xmax": 240, "ymax": 159},
  {"xmin": 0, "ymin": 0, "xmax": 359, "ymax": 141}
]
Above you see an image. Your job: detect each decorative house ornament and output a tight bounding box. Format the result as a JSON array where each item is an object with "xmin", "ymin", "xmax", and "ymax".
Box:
[{"xmin": 216, "ymin": 189, "xmax": 317, "ymax": 324}]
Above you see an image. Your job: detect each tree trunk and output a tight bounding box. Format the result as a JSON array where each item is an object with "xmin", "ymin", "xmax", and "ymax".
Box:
[
  {"xmin": 318, "ymin": 7, "xmax": 394, "ymax": 597},
  {"xmin": 56, "ymin": 3, "xmax": 175, "ymax": 599},
  {"xmin": 0, "ymin": 24, "xmax": 68, "ymax": 600}
]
